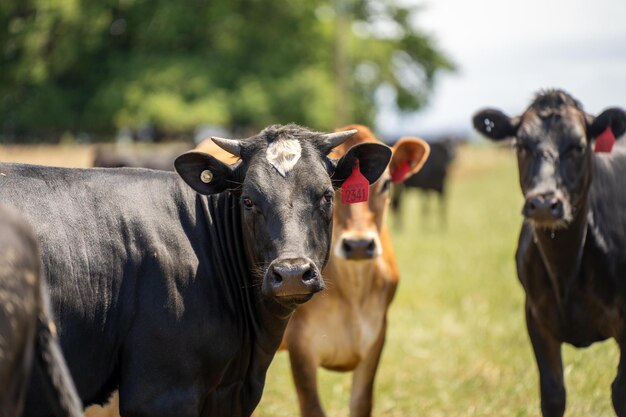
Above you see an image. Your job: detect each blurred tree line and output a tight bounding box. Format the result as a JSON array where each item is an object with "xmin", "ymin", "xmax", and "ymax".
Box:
[{"xmin": 0, "ymin": 0, "xmax": 453, "ymax": 142}]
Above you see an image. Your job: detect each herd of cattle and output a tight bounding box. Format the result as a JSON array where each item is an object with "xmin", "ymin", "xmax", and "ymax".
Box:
[{"xmin": 0, "ymin": 89, "xmax": 625, "ymax": 417}]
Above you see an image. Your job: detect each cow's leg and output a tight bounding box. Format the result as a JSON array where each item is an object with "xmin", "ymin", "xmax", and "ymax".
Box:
[
  {"xmin": 390, "ymin": 184, "xmax": 404, "ymax": 229},
  {"xmin": 438, "ymin": 190, "xmax": 447, "ymax": 230},
  {"xmin": 288, "ymin": 348, "xmax": 325, "ymax": 417},
  {"xmin": 420, "ymin": 191, "xmax": 430, "ymax": 221},
  {"xmin": 349, "ymin": 321, "xmax": 386, "ymax": 417},
  {"xmin": 526, "ymin": 306, "xmax": 565, "ymax": 417},
  {"xmin": 611, "ymin": 341, "xmax": 626, "ymax": 416}
]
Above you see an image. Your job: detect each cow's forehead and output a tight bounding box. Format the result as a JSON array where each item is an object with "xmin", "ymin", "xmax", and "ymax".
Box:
[
  {"xmin": 243, "ymin": 141, "xmax": 330, "ymax": 195},
  {"xmin": 265, "ymin": 138, "xmax": 303, "ymax": 177},
  {"xmin": 519, "ymin": 107, "xmax": 586, "ymax": 142},
  {"xmin": 518, "ymin": 90, "xmax": 588, "ymax": 142}
]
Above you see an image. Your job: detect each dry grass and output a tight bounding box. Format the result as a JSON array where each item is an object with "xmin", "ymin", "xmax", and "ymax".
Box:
[
  {"xmin": 0, "ymin": 144, "xmax": 94, "ymax": 168},
  {"xmin": 0, "ymin": 142, "xmax": 190, "ymax": 168}
]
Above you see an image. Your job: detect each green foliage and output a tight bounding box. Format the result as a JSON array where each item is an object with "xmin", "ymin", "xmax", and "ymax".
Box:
[{"xmin": 0, "ymin": 0, "xmax": 453, "ymax": 141}]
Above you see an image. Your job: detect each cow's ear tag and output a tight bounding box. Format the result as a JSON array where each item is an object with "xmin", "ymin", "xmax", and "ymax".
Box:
[
  {"xmin": 594, "ymin": 127, "xmax": 615, "ymax": 153},
  {"xmin": 391, "ymin": 160, "xmax": 411, "ymax": 183},
  {"xmin": 200, "ymin": 169, "xmax": 213, "ymax": 183},
  {"xmin": 341, "ymin": 160, "xmax": 369, "ymax": 204}
]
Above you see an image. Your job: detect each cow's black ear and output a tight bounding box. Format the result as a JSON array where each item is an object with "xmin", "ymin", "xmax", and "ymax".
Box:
[
  {"xmin": 175, "ymin": 152, "xmax": 242, "ymax": 195},
  {"xmin": 588, "ymin": 108, "xmax": 626, "ymax": 140},
  {"xmin": 331, "ymin": 143, "xmax": 392, "ymax": 187},
  {"xmin": 473, "ymin": 108, "xmax": 519, "ymax": 140}
]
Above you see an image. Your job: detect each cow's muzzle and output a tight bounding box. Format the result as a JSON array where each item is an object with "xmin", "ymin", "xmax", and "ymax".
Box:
[
  {"xmin": 334, "ymin": 231, "xmax": 382, "ymax": 261},
  {"xmin": 522, "ymin": 192, "xmax": 567, "ymax": 227},
  {"xmin": 263, "ymin": 258, "xmax": 324, "ymax": 305},
  {"xmin": 341, "ymin": 237, "xmax": 377, "ymax": 260}
]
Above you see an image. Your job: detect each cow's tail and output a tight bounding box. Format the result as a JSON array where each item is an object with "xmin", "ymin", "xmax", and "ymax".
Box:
[{"xmin": 35, "ymin": 283, "xmax": 84, "ymax": 417}]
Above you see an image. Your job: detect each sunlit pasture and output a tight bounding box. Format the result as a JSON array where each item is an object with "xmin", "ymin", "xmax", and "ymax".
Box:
[{"xmin": 0, "ymin": 143, "xmax": 619, "ymax": 416}]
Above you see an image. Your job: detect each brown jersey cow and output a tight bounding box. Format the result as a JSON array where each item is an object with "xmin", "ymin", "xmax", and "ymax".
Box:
[{"xmin": 280, "ymin": 125, "xmax": 429, "ymax": 417}]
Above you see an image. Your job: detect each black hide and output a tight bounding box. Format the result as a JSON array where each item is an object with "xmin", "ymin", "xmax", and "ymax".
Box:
[{"xmin": 473, "ymin": 89, "xmax": 626, "ymax": 417}]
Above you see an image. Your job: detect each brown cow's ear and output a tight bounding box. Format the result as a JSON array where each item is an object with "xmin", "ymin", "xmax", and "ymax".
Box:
[
  {"xmin": 473, "ymin": 108, "xmax": 519, "ymax": 140},
  {"xmin": 175, "ymin": 151, "xmax": 243, "ymax": 195},
  {"xmin": 331, "ymin": 143, "xmax": 392, "ymax": 187},
  {"xmin": 389, "ymin": 137, "xmax": 431, "ymax": 183},
  {"xmin": 588, "ymin": 108, "xmax": 626, "ymax": 140}
]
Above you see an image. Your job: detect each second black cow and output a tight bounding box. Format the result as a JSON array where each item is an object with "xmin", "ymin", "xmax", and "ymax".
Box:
[{"xmin": 473, "ymin": 89, "xmax": 626, "ymax": 417}]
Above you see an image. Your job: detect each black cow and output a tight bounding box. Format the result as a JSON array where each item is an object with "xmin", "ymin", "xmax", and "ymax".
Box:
[
  {"xmin": 0, "ymin": 206, "xmax": 82, "ymax": 417},
  {"xmin": 390, "ymin": 140, "xmax": 456, "ymax": 227},
  {"xmin": 0, "ymin": 124, "xmax": 391, "ymax": 417},
  {"xmin": 473, "ymin": 89, "xmax": 626, "ymax": 417},
  {"xmin": 92, "ymin": 145, "xmax": 187, "ymax": 171}
]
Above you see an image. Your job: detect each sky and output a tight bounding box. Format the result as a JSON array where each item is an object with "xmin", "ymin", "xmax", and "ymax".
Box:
[{"xmin": 376, "ymin": 0, "xmax": 626, "ymax": 139}]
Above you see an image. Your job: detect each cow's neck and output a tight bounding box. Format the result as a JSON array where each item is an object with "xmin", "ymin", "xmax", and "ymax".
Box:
[
  {"xmin": 203, "ymin": 191, "xmax": 292, "ymax": 351},
  {"xmin": 532, "ymin": 199, "xmax": 589, "ymax": 311}
]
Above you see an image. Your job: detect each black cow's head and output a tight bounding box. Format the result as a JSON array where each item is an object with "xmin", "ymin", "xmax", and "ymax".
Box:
[
  {"xmin": 175, "ymin": 124, "xmax": 391, "ymax": 307},
  {"xmin": 473, "ymin": 89, "xmax": 626, "ymax": 230}
]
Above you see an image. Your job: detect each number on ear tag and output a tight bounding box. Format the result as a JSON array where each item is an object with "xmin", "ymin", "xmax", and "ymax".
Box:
[
  {"xmin": 341, "ymin": 160, "xmax": 369, "ymax": 204},
  {"xmin": 594, "ymin": 127, "xmax": 615, "ymax": 153}
]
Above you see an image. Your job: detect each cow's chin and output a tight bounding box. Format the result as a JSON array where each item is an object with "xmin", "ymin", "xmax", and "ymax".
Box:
[
  {"xmin": 527, "ymin": 216, "xmax": 571, "ymax": 231},
  {"xmin": 272, "ymin": 293, "xmax": 315, "ymax": 308}
]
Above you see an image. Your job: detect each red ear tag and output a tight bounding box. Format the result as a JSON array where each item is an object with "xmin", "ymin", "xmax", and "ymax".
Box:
[
  {"xmin": 391, "ymin": 160, "xmax": 411, "ymax": 183},
  {"xmin": 341, "ymin": 160, "xmax": 369, "ymax": 204},
  {"xmin": 594, "ymin": 126, "xmax": 615, "ymax": 153}
]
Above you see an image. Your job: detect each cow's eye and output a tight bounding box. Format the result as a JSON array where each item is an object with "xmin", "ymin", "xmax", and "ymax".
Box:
[
  {"xmin": 380, "ymin": 179, "xmax": 391, "ymax": 194},
  {"xmin": 322, "ymin": 191, "xmax": 333, "ymax": 205},
  {"xmin": 242, "ymin": 198, "xmax": 254, "ymax": 209},
  {"xmin": 566, "ymin": 144, "xmax": 585, "ymax": 156}
]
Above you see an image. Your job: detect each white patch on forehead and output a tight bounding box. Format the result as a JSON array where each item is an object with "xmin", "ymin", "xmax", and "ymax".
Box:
[{"xmin": 266, "ymin": 139, "xmax": 302, "ymax": 177}]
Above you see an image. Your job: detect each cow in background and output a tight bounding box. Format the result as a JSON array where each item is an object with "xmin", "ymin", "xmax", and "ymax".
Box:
[
  {"xmin": 92, "ymin": 144, "xmax": 189, "ymax": 171},
  {"xmin": 390, "ymin": 138, "xmax": 457, "ymax": 229},
  {"xmin": 473, "ymin": 89, "xmax": 626, "ymax": 417},
  {"xmin": 0, "ymin": 206, "xmax": 82, "ymax": 417},
  {"xmin": 280, "ymin": 124, "xmax": 430, "ymax": 417}
]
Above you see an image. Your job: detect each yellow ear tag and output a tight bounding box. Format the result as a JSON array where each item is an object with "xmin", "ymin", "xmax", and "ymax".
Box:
[{"xmin": 200, "ymin": 170, "xmax": 213, "ymax": 184}]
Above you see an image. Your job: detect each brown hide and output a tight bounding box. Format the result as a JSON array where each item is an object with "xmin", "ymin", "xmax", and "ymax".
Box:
[{"xmin": 280, "ymin": 124, "xmax": 429, "ymax": 417}]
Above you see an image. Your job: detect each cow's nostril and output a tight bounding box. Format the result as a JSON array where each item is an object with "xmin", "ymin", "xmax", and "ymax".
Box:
[
  {"xmin": 302, "ymin": 268, "xmax": 314, "ymax": 283},
  {"xmin": 342, "ymin": 240, "xmax": 352, "ymax": 254},
  {"xmin": 273, "ymin": 273, "xmax": 283, "ymax": 285},
  {"xmin": 367, "ymin": 240, "xmax": 376, "ymax": 252},
  {"xmin": 550, "ymin": 200, "xmax": 563, "ymax": 216}
]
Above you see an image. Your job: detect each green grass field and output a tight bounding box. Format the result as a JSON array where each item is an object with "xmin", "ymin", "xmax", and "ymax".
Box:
[{"xmin": 257, "ymin": 144, "xmax": 619, "ymax": 417}]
